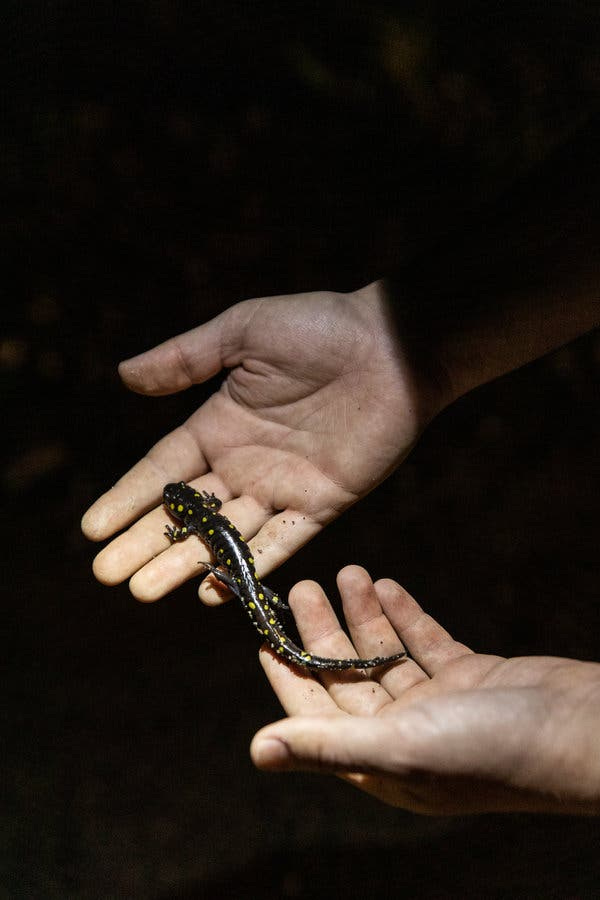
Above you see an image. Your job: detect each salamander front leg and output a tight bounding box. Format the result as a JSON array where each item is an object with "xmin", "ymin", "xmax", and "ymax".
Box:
[{"xmin": 164, "ymin": 522, "xmax": 199, "ymax": 542}]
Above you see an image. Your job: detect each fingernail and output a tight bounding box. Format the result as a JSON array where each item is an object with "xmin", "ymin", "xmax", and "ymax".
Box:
[{"xmin": 252, "ymin": 736, "xmax": 291, "ymax": 769}]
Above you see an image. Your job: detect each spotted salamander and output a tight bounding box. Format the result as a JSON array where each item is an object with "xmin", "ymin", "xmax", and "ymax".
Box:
[{"xmin": 163, "ymin": 481, "xmax": 406, "ymax": 671}]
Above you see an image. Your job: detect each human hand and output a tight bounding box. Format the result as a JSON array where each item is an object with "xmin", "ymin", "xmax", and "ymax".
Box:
[
  {"xmin": 251, "ymin": 566, "xmax": 600, "ymax": 815},
  {"xmin": 81, "ymin": 283, "xmax": 443, "ymax": 603}
]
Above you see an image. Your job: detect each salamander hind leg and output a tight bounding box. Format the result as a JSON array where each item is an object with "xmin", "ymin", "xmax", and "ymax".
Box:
[
  {"xmin": 201, "ymin": 565, "xmax": 290, "ymax": 611},
  {"xmin": 199, "ymin": 563, "xmax": 240, "ymax": 593}
]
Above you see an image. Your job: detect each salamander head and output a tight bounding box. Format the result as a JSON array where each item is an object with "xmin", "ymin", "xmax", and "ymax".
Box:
[
  {"xmin": 163, "ymin": 481, "xmax": 223, "ymax": 516},
  {"xmin": 163, "ymin": 481, "xmax": 191, "ymax": 511}
]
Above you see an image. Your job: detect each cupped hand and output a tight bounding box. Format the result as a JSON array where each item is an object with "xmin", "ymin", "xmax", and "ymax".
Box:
[
  {"xmin": 81, "ymin": 283, "xmax": 441, "ymax": 603},
  {"xmin": 251, "ymin": 566, "xmax": 600, "ymax": 815}
]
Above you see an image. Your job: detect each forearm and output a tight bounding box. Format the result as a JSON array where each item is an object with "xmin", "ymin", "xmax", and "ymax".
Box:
[
  {"xmin": 433, "ymin": 253, "xmax": 600, "ymax": 404},
  {"xmin": 387, "ymin": 118, "xmax": 600, "ymax": 407}
]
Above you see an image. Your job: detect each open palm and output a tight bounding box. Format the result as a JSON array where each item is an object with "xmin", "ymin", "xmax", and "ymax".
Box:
[
  {"xmin": 252, "ymin": 566, "xmax": 600, "ymax": 815},
  {"xmin": 82, "ymin": 285, "xmax": 440, "ymax": 602}
]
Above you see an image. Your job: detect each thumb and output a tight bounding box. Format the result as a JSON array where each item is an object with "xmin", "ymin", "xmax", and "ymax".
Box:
[
  {"xmin": 250, "ymin": 715, "xmax": 414, "ymax": 775},
  {"xmin": 250, "ymin": 693, "xmax": 543, "ymax": 783},
  {"xmin": 118, "ymin": 300, "xmax": 254, "ymax": 396}
]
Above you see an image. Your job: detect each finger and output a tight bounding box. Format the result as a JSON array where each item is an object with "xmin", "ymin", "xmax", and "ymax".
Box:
[
  {"xmin": 336, "ymin": 566, "xmax": 405, "ymax": 657},
  {"xmin": 338, "ymin": 766, "xmax": 549, "ymax": 815},
  {"xmin": 117, "ymin": 316, "xmax": 225, "ymax": 396},
  {"xmin": 258, "ymin": 647, "xmax": 341, "ymax": 717},
  {"xmin": 250, "ymin": 715, "xmax": 459, "ymax": 811},
  {"xmin": 251, "ymin": 714, "xmax": 410, "ymax": 775},
  {"xmin": 250, "ymin": 699, "xmax": 498, "ymax": 778},
  {"xmin": 375, "ymin": 578, "xmax": 473, "ymax": 677},
  {"xmin": 288, "ymin": 580, "xmax": 396, "ymax": 714},
  {"xmin": 118, "ymin": 300, "xmax": 257, "ymax": 396},
  {"xmin": 337, "ymin": 565, "xmax": 410, "ymax": 656},
  {"xmin": 81, "ymin": 424, "xmax": 210, "ymax": 541},
  {"xmin": 230, "ymin": 509, "xmax": 322, "ymax": 582},
  {"xmin": 335, "ymin": 566, "xmax": 420, "ymax": 697},
  {"xmin": 250, "ymin": 712, "xmax": 499, "ymax": 814},
  {"xmin": 92, "ymin": 503, "xmax": 181, "ymax": 587}
]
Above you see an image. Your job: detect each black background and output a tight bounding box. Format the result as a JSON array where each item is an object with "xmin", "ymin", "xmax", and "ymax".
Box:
[{"xmin": 3, "ymin": 2, "xmax": 600, "ymax": 897}]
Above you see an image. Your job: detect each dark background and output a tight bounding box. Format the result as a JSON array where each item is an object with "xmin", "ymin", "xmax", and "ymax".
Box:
[{"xmin": 3, "ymin": 2, "xmax": 599, "ymax": 897}]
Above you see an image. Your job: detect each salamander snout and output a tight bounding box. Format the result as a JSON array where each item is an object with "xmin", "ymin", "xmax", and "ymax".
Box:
[{"xmin": 163, "ymin": 481, "xmax": 188, "ymax": 507}]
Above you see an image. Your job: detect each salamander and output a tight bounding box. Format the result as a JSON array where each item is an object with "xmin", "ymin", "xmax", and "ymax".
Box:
[{"xmin": 163, "ymin": 481, "xmax": 406, "ymax": 671}]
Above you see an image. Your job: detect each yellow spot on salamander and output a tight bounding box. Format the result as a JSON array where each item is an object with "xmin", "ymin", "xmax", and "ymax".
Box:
[
  {"xmin": 187, "ymin": 509, "xmax": 193, "ymax": 515},
  {"xmin": 248, "ymin": 602, "xmax": 256, "ymax": 610},
  {"xmin": 279, "ymin": 636, "xmax": 285, "ymax": 644},
  {"xmin": 277, "ymin": 646, "xmax": 284, "ymax": 654},
  {"xmin": 263, "ymin": 629, "xmax": 269, "ymax": 635},
  {"xmin": 248, "ymin": 557, "xmax": 254, "ymax": 565},
  {"xmin": 208, "ymin": 528, "xmax": 214, "ymax": 536},
  {"xmin": 258, "ymin": 593, "xmax": 264, "ymax": 601},
  {"xmin": 202, "ymin": 516, "xmax": 208, "ymax": 523},
  {"xmin": 226, "ymin": 559, "xmax": 231, "ymax": 566},
  {"xmin": 217, "ymin": 548, "xmax": 223, "ymax": 555},
  {"xmin": 269, "ymin": 618, "xmax": 276, "ymax": 625},
  {"xmin": 169, "ymin": 502, "xmax": 175, "ymax": 510},
  {"xmin": 177, "ymin": 504, "xmax": 184, "ymax": 513}
]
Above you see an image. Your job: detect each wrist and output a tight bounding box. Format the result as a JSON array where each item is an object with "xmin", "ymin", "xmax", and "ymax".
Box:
[
  {"xmin": 355, "ymin": 279, "xmax": 454, "ymax": 424},
  {"xmin": 524, "ymin": 665, "xmax": 600, "ymax": 813},
  {"xmin": 561, "ymin": 672, "xmax": 600, "ymax": 810}
]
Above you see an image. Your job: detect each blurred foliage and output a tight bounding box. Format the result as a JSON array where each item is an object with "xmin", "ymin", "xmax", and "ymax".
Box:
[
  {"xmin": 291, "ymin": 1, "xmax": 600, "ymax": 164},
  {"xmin": 2, "ymin": 0, "xmax": 599, "ymax": 501}
]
